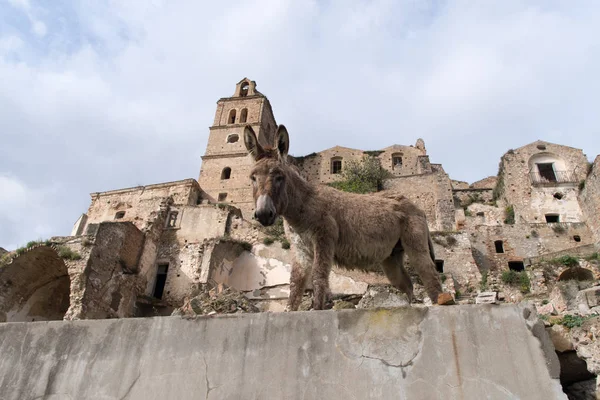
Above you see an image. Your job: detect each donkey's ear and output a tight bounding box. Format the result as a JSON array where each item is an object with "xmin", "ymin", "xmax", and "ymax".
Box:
[
  {"xmin": 275, "ymin": 125, "xmax": 289, "ymax": 160},
  {"xmin": 244, "ymin": 125, "xmax": 264, "ymax": 161}
]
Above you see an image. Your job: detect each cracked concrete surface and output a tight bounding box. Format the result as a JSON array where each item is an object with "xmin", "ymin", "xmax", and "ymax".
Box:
[{"xmin": 0, "ymin": 306, "xmax": 566, "ymax": 400}]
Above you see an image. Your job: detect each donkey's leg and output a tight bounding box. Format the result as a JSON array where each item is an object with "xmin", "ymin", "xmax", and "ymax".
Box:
[
  {"xmin": 312, "ymin": 242, "xmax": 334, "ymax": 310},
  {"xmin": 287, "ymin": 259, "xmax": 312, "ymax": 311},
  {"xmin": 382, "ymin": 247, "xmax": 414, "ymax": 303},
  {"xmin": 401, "ymin": 217, "xmax": 442, "ymax": 303}
]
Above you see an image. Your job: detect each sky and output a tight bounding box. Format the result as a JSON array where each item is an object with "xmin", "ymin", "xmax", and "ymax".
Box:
[{"xmin": 1, "ymin": 0, "xmax": 600, "ymax": 250}]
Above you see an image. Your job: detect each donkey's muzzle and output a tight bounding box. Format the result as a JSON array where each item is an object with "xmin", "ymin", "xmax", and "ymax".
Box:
[
  {"xmin": 254, "ymin": 209, "xmax": 276, "ymax": 226},
  {"xmin": 254, "ymin": 194, "xmax": 277, "ymax": 226}
]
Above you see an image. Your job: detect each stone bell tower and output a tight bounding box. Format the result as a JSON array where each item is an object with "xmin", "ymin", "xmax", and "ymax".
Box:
[{"xmin": 198, "ymin": 78, "xmax": 277, "ymax": 218}]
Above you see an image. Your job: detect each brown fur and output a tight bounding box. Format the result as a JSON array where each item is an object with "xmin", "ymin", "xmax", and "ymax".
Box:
[{"xmin": 244, "ymin": 125, "xmax": 442, "ymax": 310}]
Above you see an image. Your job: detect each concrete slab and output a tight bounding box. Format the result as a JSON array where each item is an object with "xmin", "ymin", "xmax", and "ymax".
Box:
[{"xmin": 0, "ymin": 305, "xmax": 566, "ymax": 400}]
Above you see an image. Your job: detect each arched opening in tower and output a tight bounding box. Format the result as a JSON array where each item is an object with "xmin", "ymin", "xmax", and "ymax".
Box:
[
  {"xmin": 0, "ymin": 246, "xmax": 71, "ymax": 322},
  {"xmin": 558, "ymin": 267, "xmax": 594, "ymax": 282}
]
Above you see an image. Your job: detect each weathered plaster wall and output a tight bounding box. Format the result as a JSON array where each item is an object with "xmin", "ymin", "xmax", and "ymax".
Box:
[
  {"xmin": 499, "ymin": 141, "xmax": 588, "ymax": 224},
  {"xmin": 84, "ymin": 179, "xmax": 201, "ymax": 232},
  {"xmin": 0, "ymin": 306, "xmax": 565, "ymax": 400}
]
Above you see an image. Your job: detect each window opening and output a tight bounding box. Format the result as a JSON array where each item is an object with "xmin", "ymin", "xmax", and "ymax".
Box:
[
  {"xmin": 228, "ymin": 109, "xmax": 236, "ymax": 124},
  {"xmin": 392, "ymin": 156, "xmax": 403, "ymax": 169},
  {"xmin": 435, "ymin": 260, "xmax": 444, "ymax": 273},
  {"xmin": 167, "ymin": 211, "xmax": 178, "ymax": 228},
  {"xmin": 221, "ymin": 167, "xmax": 231, "ymax": 180},
  {"xmin": 494, "ymin": 240, "xmax": 504, "ymax": 254},
  {"xmin": 115, "ymin": 211, "xmax": 125, "ymax": 219},
  {"xmin": 153, "ymin": 264, "xmax": 169, "ymax": 299},
  {"xmin": 573, "ymin": 235, "xmax": 581, "ymax": 242},
  {"xmin": 553, "ymin": 192, "xmax": 564, "ymax": 200},
  {"xmin": 508, "ymin": 261, "xmax": 525, "ymax": 271},
  {"xmin": 537, "ymin": 163, "xmax": 557, "ymax": 182},
  {"xmin": 218, "ymin": 193, "xmax": 227, "ymax": 202},
  {"xmin": 227, "ymin": 134, "xmax": 239, "ymax": 143},
  {"xmin": 240, "ymin": 83, "xmax": 249, "ymax": 97},
  {"xmin": 331, "ymin": 158, "xmax": 342, "ymax": 174},
  {"xmin": 240, "ymin": 108, "xmax": 248, "ymax": 123},
  {"xmin": 545, "ymin": 214, "xmax": 560, "ymax": 223}
]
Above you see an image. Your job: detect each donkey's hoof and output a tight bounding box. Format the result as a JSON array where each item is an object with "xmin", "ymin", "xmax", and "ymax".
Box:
[{"xmin": 437, "ymin": 292, "xmax": 455, "ymax": 306}]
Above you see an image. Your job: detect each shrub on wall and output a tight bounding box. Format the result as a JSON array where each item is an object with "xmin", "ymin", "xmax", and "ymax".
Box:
[
  {"xmin": 501, "ymin": 270, "xmax": 530, "ymax": 293},
  {"xmin": 329, "ymin": 155, "xmax": 391, "ymax": 194},
  {"xmin": 504, "ymin": 205, "xmax": 515, "ymax": 225}
]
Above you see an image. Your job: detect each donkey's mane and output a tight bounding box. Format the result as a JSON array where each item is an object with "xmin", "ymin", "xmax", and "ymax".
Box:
[{"xmin": 254, "ymin": 147, "xmax": 279, "ymax": 161}]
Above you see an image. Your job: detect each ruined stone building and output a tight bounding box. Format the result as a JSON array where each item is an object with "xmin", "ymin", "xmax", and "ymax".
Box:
[{"xmin": 2, "ymin": 78, "xmax": 600, "ymax": 323}]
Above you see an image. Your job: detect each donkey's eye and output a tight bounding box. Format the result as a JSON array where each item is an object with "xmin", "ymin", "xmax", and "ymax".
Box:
[
  {"xmin": 274, "ymin": 175, "xmax": 284, "ymax": 183},
  {"xmin": 250, "ymin": 175, "xmax": 256, "ymax": 182}
]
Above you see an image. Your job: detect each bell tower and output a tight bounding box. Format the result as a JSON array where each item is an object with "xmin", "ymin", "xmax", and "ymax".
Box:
[{"xmin": 198, "ymin": 78, "xmax": 277, "ymax": 218}]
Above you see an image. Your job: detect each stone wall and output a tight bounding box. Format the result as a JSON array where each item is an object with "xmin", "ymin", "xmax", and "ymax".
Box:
[
  {"xmin": 383, "ymin": 169, "xmax": 455, "ymax": 231},
  {"xmin": 580, "ymin": 155, "xmax": 600, "ymax": 246}
]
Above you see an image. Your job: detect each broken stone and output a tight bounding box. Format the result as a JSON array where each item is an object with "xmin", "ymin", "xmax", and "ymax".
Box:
[
  {"xmin": 476, "ymin": 292, "xmax": 497, "ymax": 305},
  {"xmin": 357, "ymin": 286, "xmax": 410, "ymax": 309},
  {"xmin": 437, "ymin": 292, "xmax": 455, "ymax": 306},
  {"xmin": 332, "ymin": 300, "xmax": 356, "ymax": 310},
  {"xmin": 173, "ymin": 286, "xmax": 259, "ymax": 316},
  {"xmin": 547, "ymin": 324, "xmax": 574, "ymax": 352},
  {"xmin": 537, "ymin": 302, "xmax": 558, "ymax": 316}
]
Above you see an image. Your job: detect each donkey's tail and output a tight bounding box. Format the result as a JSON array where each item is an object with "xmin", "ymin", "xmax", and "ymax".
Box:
[{"xmin": 427, "ymin": 227, "xmax": 436, "ymax": 263}]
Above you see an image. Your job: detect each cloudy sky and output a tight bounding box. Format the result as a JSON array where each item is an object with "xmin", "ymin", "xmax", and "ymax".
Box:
[{"xmin": 1, "ymin": 0, "xmax": 599, "ymax": 250}]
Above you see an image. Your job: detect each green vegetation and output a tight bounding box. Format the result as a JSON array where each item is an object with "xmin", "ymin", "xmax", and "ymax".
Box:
[
  {"xmin": 492, "ymin": 160, "xmax": 505, "ymax": 201},
  {"xmin": 464, "ymin": 209, "xmax": 472, "ymax": 217},
  {"xmin": 218, "ymin": 236, "xmax": 253, "ymax": 252},
  {"xmin": 549, "ymin": 255, "xmax": 579, "ymax": 268},
  {"xmin": 56, "ymin": 246, "xmax": 82, "ymax": 260},
  {"xmin": 263, "ymin": 237, "xmax": 274, "ymax": 245},
  {"xmin": 363, "ymin": 150, "xmax": 384, "ymax": 157},
  {"xmin": 579, "ymin": 180, "xmax": 586, "ymax": 191},
  {"xmin": 455, "ymin": 290, "xmax": 462, "ymax": 298},
  {"xmin": 584, "ymin": 252, "xmax": 600, "ymax": 262},
  {"xmin": 329, "ymin": 155, "xmax": 391, "ymax": 194},
  {"xmin": 501, "ymin": 270, "xmax": 530, "ymax": 293},
  {"xmin": 281, "ymin": 239, "xmax": 291, "ymax": 250},
  {"xmin": 440, "ymin": 273, "xmax": 447, "ymax": 283},
  {"xmin": 559, "ymin": 314, "xmax": 598, "ymax": 329},
  {"xmin": 480, "ymin": 271, "xmax": 488, "ymax": 291},
  {"xmin": 503, "ymin": 205, "xmax": 515, "ymax": 225}
]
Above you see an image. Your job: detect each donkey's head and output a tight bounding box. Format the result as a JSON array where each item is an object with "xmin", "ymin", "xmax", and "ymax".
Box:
[{"xmin": 244, "ymin": 124, "xmax": 290, "ymax": 226}]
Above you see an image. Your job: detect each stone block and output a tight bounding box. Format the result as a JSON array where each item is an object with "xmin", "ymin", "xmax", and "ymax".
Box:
[
  {"xmin": 547, "ymin": 325, "xmax": 574, "ymax": 352},
  {"xmin": 476, "ymin": 291, "xmax": 497, "ymax": 305},
  {"xmin": 437, "ymin": 292, "xmax": 455, "ymax": 305}
]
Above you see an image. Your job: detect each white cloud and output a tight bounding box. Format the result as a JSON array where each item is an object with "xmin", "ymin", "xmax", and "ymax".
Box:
[{"xmin": 1, "ymin": 1, "xmax": 600, "ymax": 248}]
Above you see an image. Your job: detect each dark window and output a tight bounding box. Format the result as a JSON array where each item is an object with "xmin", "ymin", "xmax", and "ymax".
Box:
[
  {"xmin": 167, "ymin": 211, "xmax": 178, "ymax": 228},
  {"xmin": 536, "ymin": 144, "xmax": 547, "ymax": 150},
  {"xmin": 545, "ymin": 214, "xmax": 560, "ymax": 223},
  {"xmin": 240, "ymin": 108, "xmax": 248, "ymax": 123},
  {"xmin": 435, "ymin": 260, "xmax": 444, "ymax": 273},
  {"xmin": 115, "ymin": 211, "xmax": 125, "ymax": 219},
  {"xmin": 553, "ymin": 192, "xmax": 564, "ymax": 200},
  {"xmin": 494, "ymin": 240, "xmax": 504, "ymax": 254},
  {"xmin": 331, "ymin": 159, "xmax": 342, "ymax": 174},
  {"xmin": 537, "ymin": 163, "xmax": 557, "ymax": 182},
  {"xmin": 218, "ymin": 193, "xmax": 227, "ymax": 202},
  {"xmin": 476, "ymin": 211, "xmax": 485, "ymax": 217},
  {"xmin": 228, "ymin": 109, "xmax": 236, "ymax": 124},
  {"xmin": 508, "ymin": 261, "xmax": 524, "ymax": 271},
  {"xmin": 153, "ymin": 264, "xmax": 169, "ymax": 299},
  {"xmin": 573, "ymin": 235, "xmax": 581, "ymax": 242},
  {"xmin": 221, "ymin": 167, "xmax": 231, "ymax": 180},
  {"xmin": 227, "ymin": 134, "xmax": 239, "ymax": 143}
]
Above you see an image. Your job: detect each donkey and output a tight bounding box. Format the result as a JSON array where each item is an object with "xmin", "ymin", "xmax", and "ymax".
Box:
[{"xmin": 244, "ymin": 124, "xmax": 443, "ymax": 311}]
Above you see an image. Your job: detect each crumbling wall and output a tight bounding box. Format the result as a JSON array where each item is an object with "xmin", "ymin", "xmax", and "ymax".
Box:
[
  {"xmin": 470, "ymin": 223, "xmax": 594, "ymax": 272},
  {"xmin": 68, "ymin": 222, "xmax": 145, "ymax": 319},
  {"xmin": 580, "ymin": 155, "xmax": 600, "ymax": 246}
]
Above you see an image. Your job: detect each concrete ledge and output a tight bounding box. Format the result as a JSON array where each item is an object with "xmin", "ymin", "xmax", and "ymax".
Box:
[{"xmin": 0, "ymin": 305, "xmax": 565, "ymax": 399}]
